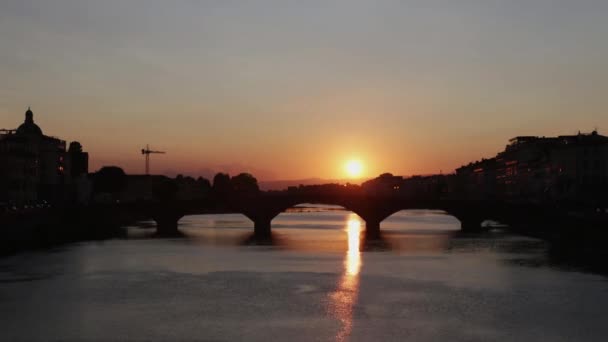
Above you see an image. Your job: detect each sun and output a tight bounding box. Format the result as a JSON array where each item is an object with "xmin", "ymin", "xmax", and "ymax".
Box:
[{"xmin": 345, "ymin": 159, "xmax": 364, "ymax": 178}]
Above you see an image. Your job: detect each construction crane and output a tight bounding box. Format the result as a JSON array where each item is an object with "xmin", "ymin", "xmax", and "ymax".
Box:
[{"xmin": 141, "ymin": 144, "xmax": 166, "ymax": 175}]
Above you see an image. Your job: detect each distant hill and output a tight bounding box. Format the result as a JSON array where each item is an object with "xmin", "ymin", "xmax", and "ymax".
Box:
[{"xmin": 259, "ymin": 178, "xmax": 367, "ymax": 191}]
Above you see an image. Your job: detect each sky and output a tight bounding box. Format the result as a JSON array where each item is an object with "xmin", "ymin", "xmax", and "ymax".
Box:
[{"xmin": 1, "ymin": 0, "xmax": 607, "ymax": 180}]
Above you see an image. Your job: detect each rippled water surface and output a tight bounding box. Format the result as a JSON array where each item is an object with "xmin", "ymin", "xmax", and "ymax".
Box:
[{"xmin": 1, "ymin": 207, "xmax": 607, "ymax": 341}]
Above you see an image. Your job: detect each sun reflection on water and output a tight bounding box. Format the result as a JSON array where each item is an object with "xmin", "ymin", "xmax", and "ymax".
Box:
[
  {"xmin": 346, "ymin": 217, "xmax": 362, "ymax": 275},
  {"xmin": 328, "ymin": 213, "xmax": 362, "ymax": 341}
]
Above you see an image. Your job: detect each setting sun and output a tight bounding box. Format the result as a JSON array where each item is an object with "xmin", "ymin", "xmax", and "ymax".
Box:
[{"xmin": 345, "ymin": 160, "xmax": 364, "ymax": 178}]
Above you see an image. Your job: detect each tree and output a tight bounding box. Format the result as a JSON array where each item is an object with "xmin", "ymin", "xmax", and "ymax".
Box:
[
  {"xmin": 93, "ymin": 166, "xmax": 127, "ymax": 196},
  {"xmin": 197, "ymin": 177, "xmax": 212, "ymax": 191},
  {"xmin": 231, "ymin": 173, "xmax": 259, "ymax": 194},
  {"xmin": 213, "ymin": 173, "xmax": 232, "ymax": 195}
]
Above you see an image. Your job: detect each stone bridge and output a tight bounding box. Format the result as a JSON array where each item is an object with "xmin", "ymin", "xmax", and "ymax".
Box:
[{"xmin": 133, "ymin": 192, "xmax": 556, "ymax": 238}]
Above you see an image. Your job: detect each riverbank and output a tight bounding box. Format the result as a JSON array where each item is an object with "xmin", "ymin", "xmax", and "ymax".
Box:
[{"xmin": 0, "ymin": 206, "xmax": 133, "ymax": 255}]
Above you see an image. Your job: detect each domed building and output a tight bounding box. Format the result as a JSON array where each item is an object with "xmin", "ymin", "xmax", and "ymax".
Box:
[
  {"xmin": 0, "ymin": 107, "xmax": 88, "ymax": 204},
  {"xmin": 16, "ymin": 107, "xmax": 43, "ymax": 137}
]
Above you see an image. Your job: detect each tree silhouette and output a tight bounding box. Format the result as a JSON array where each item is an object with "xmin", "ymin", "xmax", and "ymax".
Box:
[
  {"xmin": 93, "ymin": 166, "xmax": 127, "ymax": 196},
  {"xmin": 231, "ymin": 173, "xmax": 259, "ymax": 194},
  {"xmin": 197, "ymin": 176, "xmax": 212, "ymax": 192},
  {"xmin": 213, "ymin": 173, "xmax": 232, "ymax": 195}
]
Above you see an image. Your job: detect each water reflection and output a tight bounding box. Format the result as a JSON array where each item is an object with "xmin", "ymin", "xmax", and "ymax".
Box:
[
  {"xmin": 346, "ymin": 217, "xmax": 362, "ymax": 275},
  {"xmin": 328, "ymin": 213, "xmax": 362, "ymax": 341}
]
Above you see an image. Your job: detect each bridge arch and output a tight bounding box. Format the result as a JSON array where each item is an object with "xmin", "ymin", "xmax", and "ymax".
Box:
[
  {"xmin": 380, "ymin": 209, "xmax": 462, "ymax": 233},
  {"xmin": 226, "ymin": 197, "xmax": 459, "ymax": 239},
  {"xmin": 233, "ymin": 199, "xmax": 378, "ymax": 239},
  {"xmin": 148, "ymin": 196, "xmax": 498, "ymax": 237}
]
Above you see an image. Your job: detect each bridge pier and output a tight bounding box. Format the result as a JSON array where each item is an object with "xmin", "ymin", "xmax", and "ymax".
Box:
[
  {"xmin": 154, "ymin": 210, "xmax": 183, "ymax": 237},
  {"xmin": 365, "ymin": 220, "xmax": 381, "ymax": 240},
  {"xmin": 254, "ymin": 219, "xmax": 272, "ymax": 239},
  {"xmin": 156, "ymin": 218, "xmax": 179, "ymax": 236},
  {"xmin": 459, "ymin": 218, "xmax": 487, "ymax": 233},
  {"xmin": 447, "ymin": 208, "xmax": 489, "ymax": 233}
]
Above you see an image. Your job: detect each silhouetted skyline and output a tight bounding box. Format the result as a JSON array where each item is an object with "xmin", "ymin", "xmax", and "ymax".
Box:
[{"xmin": 1, "ymin": 1, "xmax": 607, "ymax": 180}]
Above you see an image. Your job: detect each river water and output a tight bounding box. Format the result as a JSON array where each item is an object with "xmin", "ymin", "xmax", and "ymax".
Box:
[{"xmin": 1, "ymin": 206, "xmax": 607, "ymax": 341}]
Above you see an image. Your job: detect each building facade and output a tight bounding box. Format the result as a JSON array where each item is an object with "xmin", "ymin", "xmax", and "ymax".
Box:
[
  {"xmin": 0, "ymin": 108, "xmax": 89, "ymax": 204},
  {"xmin": 361, "ymin": 131, "xmax": 608, "ymax": 204},
  {"xmin": 456, "ymin": 131, "xmax": 608, "ymax": 203}
]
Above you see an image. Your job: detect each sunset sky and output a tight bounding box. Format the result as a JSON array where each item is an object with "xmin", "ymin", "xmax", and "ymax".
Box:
[{"xmin": 1, "ymin": 0, "xmax": 607, "ymax": 180}]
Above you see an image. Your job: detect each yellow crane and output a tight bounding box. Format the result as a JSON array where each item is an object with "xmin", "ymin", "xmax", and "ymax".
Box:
[{"xmin": 141, "ymin": 144, "xmax": 165, "ymax": 175}]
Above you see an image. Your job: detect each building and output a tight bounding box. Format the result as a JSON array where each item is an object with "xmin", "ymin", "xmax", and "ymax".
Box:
[
  {"xmin": 456, "ymin": 131, "xmax": 608, "ymax": 203},
  {"xmin": 0, "ymin": 128, "xmax": 39, "ymax": 203},
  {"xmin": 0, "ymin": 108, "xmax": 89, "ymax": 204},
  {"xmin": 361, "ymin": 173, "xmax": 404, "ymax": 195},
  {"xmin": 455, "ymin": 158, "xmax": 499, "ymax": 199},
  {"xmin": 362, "ymin": 173, "xmax": 451, "ymax": 199},
  {"xmin": 67, "ymin": 141, "xmax": 89, "ymax": 178}
]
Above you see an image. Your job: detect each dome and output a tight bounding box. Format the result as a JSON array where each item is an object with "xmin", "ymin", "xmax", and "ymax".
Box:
[
  {"xmin": 16, "ymin": 107, "xmax": 43, "ymax": 137},
  {"xmin": 17, "ymin": 122, "xmax": 43, "ymax": 136}
]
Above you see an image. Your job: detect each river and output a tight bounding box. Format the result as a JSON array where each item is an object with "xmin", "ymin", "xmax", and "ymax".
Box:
[{"xmin": 1, "ymin": 206, "xmax": 607, "ymax": 341}]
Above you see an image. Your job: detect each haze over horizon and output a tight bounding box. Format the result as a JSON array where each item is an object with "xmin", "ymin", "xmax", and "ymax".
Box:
[{"xmin": 1, "ymin": 0, "xmax": 607, "ymax": 180}]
